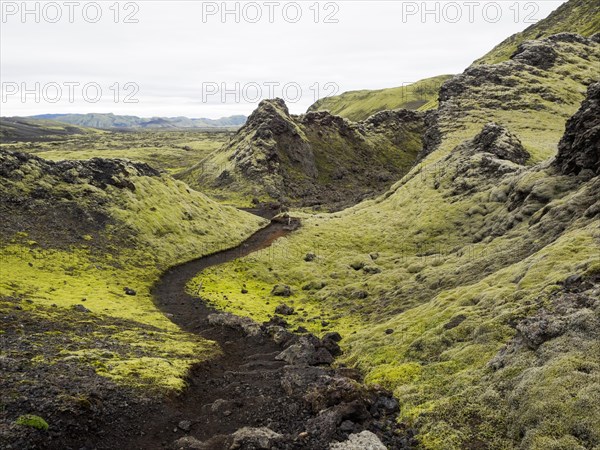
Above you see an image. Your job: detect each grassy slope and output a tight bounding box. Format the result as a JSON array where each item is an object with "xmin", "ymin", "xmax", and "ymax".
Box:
[
  {"xmin": 0, "ymin": 153, "xmax": 265, "ymax": 391},
  {"xmin": 1, "ymin": 130, "xmax": 231, "ymax": 175},
  {"xmin": 474, "ymin": 0, "xmax": 600, "ymax": 65},
  {"xmin": 189, "ymin": 37, "xmax": 600, "ymax": 449},
  {"xmin": 307, "ymin": 75, "xmax": 453, "ymax": 121}
]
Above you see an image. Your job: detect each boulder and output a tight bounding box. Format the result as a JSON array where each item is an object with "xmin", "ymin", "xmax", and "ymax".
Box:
[
  {"xmin": 207, "ymin": 313, "xmax": 262, "ymax": 337},
  {"xmin": 329, "ymin": 430, "xmax": 387, "ymax": 450},
  {"xmin": 229, "ymin": 427, "xmax": 283, "ymax": 449},
  {"xmin": 275, "ymin": 303, "xmax": 294, "ymax": 315}
]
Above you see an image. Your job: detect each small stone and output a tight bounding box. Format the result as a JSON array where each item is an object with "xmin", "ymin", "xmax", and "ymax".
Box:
[
  {"xmin": 124, "ymin": 287, "xmax": 137, "ymax": 296},
  {"xmin": 271, "ymin": 285, "xmax": 292, "ymax": 297},
  {"xmin": 385, "ymin": 329, "xmax": 394, "ymax": 335},
  {"xmin": 178, "ymin": 420, "xmax": 192, "ymax": 432},
  {"xmin": 241, "ymin": 288, "xmax": 248, "ymax": 294},
  {"xmin": 304, "ymin": 253, "xmax": 317, "ymax": 262}
]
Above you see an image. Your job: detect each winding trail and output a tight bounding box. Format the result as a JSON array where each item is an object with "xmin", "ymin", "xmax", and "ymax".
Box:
[
  {"xmin": 112, "ymin": 216, "xmax": 408, "ymax": 450},
  {"xmin": 120, "ymin": 218, "xmax": 322, "ymax": 449}
]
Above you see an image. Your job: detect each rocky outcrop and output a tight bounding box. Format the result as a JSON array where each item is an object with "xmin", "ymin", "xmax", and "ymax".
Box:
[
  {"xmin": 554, "ymin": 82, "xmax": 600, "ymax": 176},
  {"xmin": 0, "ymin": 150, "xmax": 160, "ymax": 190},
  {"xmin": 182, "ymin": 98, "xmax": 425, "ymax": 210},
  {"xmin": 469, "ymin": 123, "xmax": 530, "ymax": 164}
]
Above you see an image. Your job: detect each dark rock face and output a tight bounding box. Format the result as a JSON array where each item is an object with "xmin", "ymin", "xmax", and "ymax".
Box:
[
  {"xmin": 511, "ymin": 40, "xmax": 558, "ymax": 70},
  {"xmin": 418, "ymin": 110, "xmax": 442, "ymax": 160},
  {"xmin": 454, "ymin": 122, "xmax": 530, "ymax": 165},
  {"xmin": 554, "ymin": 82, "xmax": 600, "ymax": 176},
  {"xmin": 471, "ymin": 123, "xmax": 530, "ymax": 164}
]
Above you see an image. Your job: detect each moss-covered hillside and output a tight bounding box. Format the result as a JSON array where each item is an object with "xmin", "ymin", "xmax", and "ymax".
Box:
[
  {"xmin": 180, "ymin": 99, "xmax": 426, "ymax": 210},
  {"xmin": 1, "ymin": 128, "xmax": 232, "ymax": 176},
  {"xmin": 189, "ymin": 34, "xmax": 600, "ymax": 449},
  {"xmin": 307, "ymin": 75, "xmax": 453, "ymax": 122},
  {"xmin": 474, "ymin": 0, "xmax": 600, "ymax": 65},
  {"xmin": 0, "ymin": 152, "xmax": 265, "ymax": 445}
]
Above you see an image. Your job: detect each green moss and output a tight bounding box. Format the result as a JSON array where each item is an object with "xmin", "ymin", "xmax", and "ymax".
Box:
[
  {"xmin": 308, "ymin": 75, "xmax": 454, "ymax": 121},
  {"xmin": 15, "ymin": 415, "xmax": 49, "ymax": 431},
  {"xmin": 475, "ymin": 0, "xmax": 600, "ymax": 65}
]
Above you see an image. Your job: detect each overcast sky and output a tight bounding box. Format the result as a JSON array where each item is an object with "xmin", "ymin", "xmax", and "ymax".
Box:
[{"xmin": 1, "ymin": 1, "xmax": 566, "ymax": 118}]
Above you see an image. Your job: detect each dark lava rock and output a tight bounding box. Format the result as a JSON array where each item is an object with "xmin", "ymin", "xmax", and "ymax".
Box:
[
  {"xmin": 516, "ymin": 310, "xmax": 566, "ymax": 350},
  {"xmin": 511, "ymin": 40, "xmax": 558, "ymax": 69},
  {"xmin": 339, "ymin": 419, "xmax": 355, "ymax": 432},
  {"xmin": 323, "ymin": 332, "xmax": 342, "ymax": 342},
  {"xmin": 372, "ymin": 396, "xmax": 399, "ymax": 414},
  {"xmin": 274, "ymin": 303, "xmax": 294, "ymax": 315},
  {"xmin": 271, "ymin": 284, "xmax": 292, "ymax": 297},
  {"xmin": 72, "ymin": 304, "xmax": 91, "ymax": 313},
  {"xmin": 384, "ymin": 329, "xmax": 394, "ymax": 335},
  {"xmin": 177, "ymin": 420, "xmax": 192, "ymax": 432},
  {"xmin": 469, "ymin": 122, "xmax": 530, "ymax": 164},
  {"xmin": 124, "ymin": 287, "xmax": 137, "ymax": 296},
  {"xmin": 554, "ymin": 82, "xmax": 600, "ymax": 176},
  {"xmin": 304, "ymin": 252, "xmax": 317, "ymax": 262}
]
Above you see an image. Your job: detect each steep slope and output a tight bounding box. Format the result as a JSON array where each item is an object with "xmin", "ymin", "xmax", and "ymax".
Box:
[
  {"xmin": 307, "ymin": 75, "xmax": 453, "ymax": 121},
  {"xmin": 475, "ymin": 0, "xmax": 600, "ymax": 65},
  {"xmin": 189, "ymin": 35, "xmax": 600, "ymax": 449},
  {"xmin": 31, "ymin": 113, "xmax": 247, "ymax": 129},
  {"xmin": 0, "ymin": 151, "xmax": 265, "ymax": 446},
  {"xmin": 180, "ymin": 98, "xmax": 425, "ymax": 210},
  {"xmin": 0, "ymin": 117, "xmax": 102, "ymax": 143}
]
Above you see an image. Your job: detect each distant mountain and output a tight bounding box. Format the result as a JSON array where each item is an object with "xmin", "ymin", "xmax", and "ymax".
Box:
[
  {"xmin": 0, "ymin": 117, "xmax": 102, "ymax": 142},
  {"xmin": 307, "ymin": 75, "xmax": 453, "ymax": 122},
  {"xmin": 474, "ymin": 0, "xmax": 600, "ymax": 65},
  {"xmin": 29, "ymin": 113, "xmax": 247, "ymax": 129}
]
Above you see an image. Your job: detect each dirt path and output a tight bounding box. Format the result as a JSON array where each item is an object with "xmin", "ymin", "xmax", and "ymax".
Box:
[{"xmin": 108, "ymin": 217, "xmax": 411, "ymax": 450}]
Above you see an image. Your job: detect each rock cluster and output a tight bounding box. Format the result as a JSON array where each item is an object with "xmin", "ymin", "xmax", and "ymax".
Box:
[{"xmin": 173, "ymin": 314, "xmax": 412, "ymax": 449}]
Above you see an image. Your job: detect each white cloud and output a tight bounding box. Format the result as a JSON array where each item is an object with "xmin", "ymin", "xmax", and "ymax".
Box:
[{"xmin": 0, "ymin": 0, "xmax": 566, "ymax": 118}]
